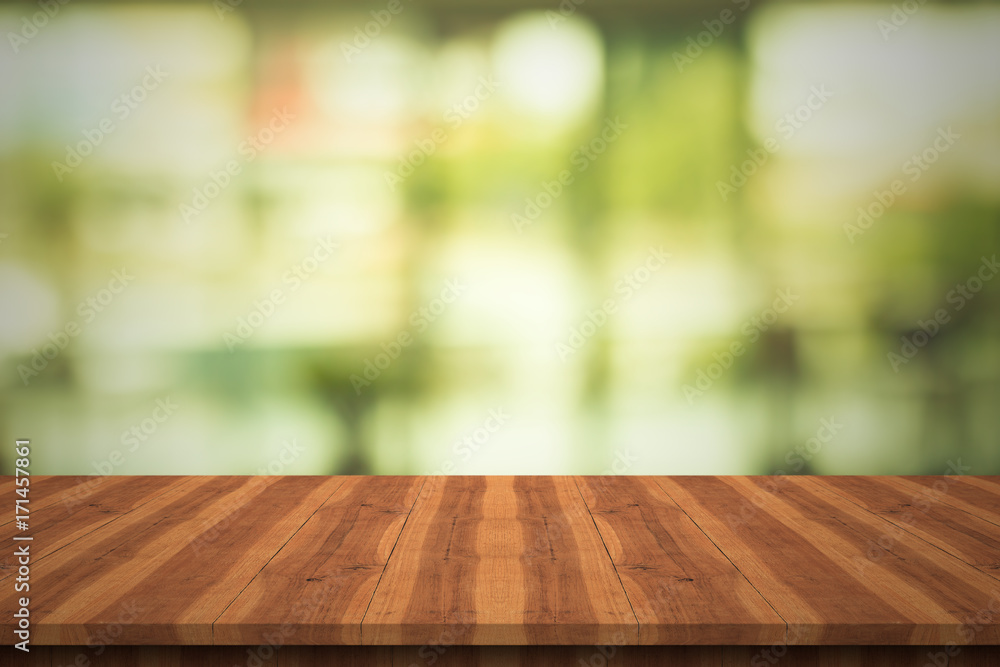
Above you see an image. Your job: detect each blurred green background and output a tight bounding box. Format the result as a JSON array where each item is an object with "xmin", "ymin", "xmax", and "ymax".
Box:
[{"xmin": 1, "ymin": 0, "xmax": 998, "ymax": 476}]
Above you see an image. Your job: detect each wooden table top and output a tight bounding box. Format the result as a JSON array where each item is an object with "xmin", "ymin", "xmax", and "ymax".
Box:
[{"xmin": 1, "ymin": 475, "xmax": 998, "ymax": 647}]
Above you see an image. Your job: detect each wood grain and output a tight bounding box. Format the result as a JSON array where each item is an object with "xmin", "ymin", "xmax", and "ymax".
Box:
[
  {"xmin": 2, "ymin": 475, "xmax": 999, "ymax": 650},
  {"xmin": 0, "ymin": 475, "xmax": 123, "ymax": 525},
  {"xmin": 657, "ymin": 476, "xmax": 1000, "ymax": 645},
  {"xmin": 214, "ymin": 476, "xmax": 424, "ymax": 645},
  {"xmin": 888, "ymin": 476, "xmax": 1000, "ymax": 526},
  {"xmin": 811, "ymin": 476, "xmax": 1000, "ymax": 578},
  {"xmin": 0, "ymin": 476, "xmax": 343, "ymax": 645},
  {"xmin": 0, "ymin": 477, "xmax": 193, "ymax": 582},
  {"xmin": 575, "ymin": 475, "xmax": 785, "ymax": 644},
  {"xmin": 362, "ymin": 476, "xmax": 638, "ymax": 645}
]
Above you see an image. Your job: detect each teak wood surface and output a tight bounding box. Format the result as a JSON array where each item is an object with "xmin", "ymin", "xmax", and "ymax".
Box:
[{"xmin": 1, "ymin": 475, "xmax": 999, "ymax": 648}]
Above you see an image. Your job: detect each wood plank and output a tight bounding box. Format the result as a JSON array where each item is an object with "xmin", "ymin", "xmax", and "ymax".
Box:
[
  {"xmin": 892, "ymin": 476, "xmax": 1000, "ymax": 526},
  {"xmin": 575, "ymin": 475, "xmax": 785, "ymax": 644},
  {"xmin": 0, "ymin": 477, "xmax": 194, "ymax": 582},
  {"xmin": 0, "ymin": 476, "xmax": 342, "ymax": 645},
  {"xmin": 3, "ymin": 475, "xmax": 1000, "ymax": 650},
  {"xmin": 0, "ymin": 475, "xmax": 118, "ymax": 524},
  {"xmin": 362, "ymin": 476, "xmax": 638, "ymax": 645},
  {"xmin": 49, "ymin": 475, "xmax": 157, "ymax": 519},
  {"xmin": 811, "ymin": 476, "xmax": 1000, "ymax": 578},
  {"xmin": 657, "ymin": 476, "xmax": 1000, "ymax": 645},
  {"xmin": 214, "ymin": 476, "xmax": 424, "ymax": 645}
]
